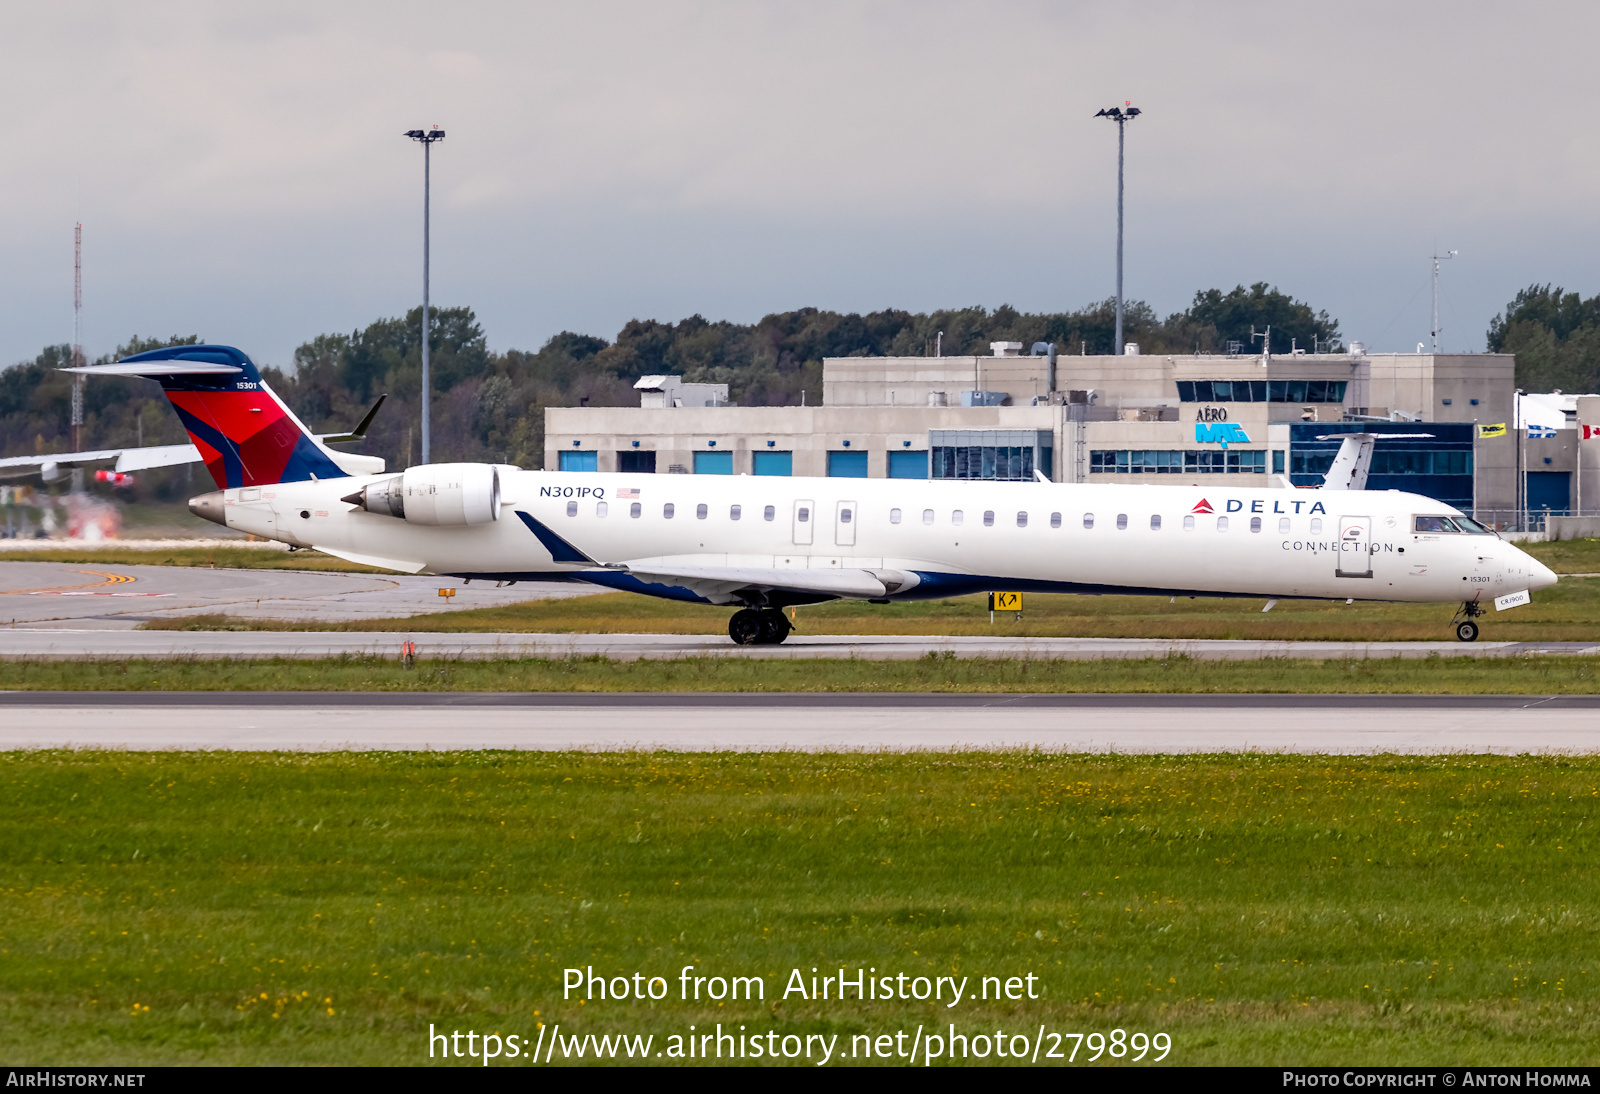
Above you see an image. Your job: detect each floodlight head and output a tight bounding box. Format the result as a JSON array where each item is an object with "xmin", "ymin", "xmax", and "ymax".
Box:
[
  {"xmin": 1125, "ymin": 106, "xmax": 1141, "ymax": 117},
  {"xmin": 404, "ymin": 129, "xmax": 425, "ymax": 138}
]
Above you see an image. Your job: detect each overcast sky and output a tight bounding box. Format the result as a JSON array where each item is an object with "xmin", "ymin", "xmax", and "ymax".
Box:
[{"xmin": 4, "ymin": 1, "xmax": 1598, "ymax": 369}]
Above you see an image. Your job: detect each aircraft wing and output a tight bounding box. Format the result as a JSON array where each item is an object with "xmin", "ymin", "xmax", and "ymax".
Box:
[
  {"xmin": 113, "ymin": 444, "xmax": 203, "ymax": 472},
  {"xmin": 612, "ymin": 562, "xmax": 920, "ymax": 601},
  {"xmin": 0, "ymin": 448, "xmax": 128, "ymax": 481},
  {"xmin": 513, "ymin": 510, "xmax": 919, "ymax": 601}
]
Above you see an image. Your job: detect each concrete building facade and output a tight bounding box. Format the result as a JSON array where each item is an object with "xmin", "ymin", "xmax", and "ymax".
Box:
[{"xmin": 546, "ymin": 346, "xmax": 1530, "ymax": 520}]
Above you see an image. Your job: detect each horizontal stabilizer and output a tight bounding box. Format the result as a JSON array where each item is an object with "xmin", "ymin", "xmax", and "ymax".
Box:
[{"xmin": 61, "ymin": 361, "xmax": 242, "ymax": 377}]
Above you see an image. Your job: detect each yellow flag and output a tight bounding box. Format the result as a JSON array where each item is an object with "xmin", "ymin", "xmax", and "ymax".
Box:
[{"xmin": 1477, "ymin": 423, "xmax": 1506, "ymax": 439}]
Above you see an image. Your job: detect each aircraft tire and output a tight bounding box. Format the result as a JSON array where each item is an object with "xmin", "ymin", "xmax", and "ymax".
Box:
[
  {"xmin": 729, "ymin": 609, "xmax": 764, "ymax": 645},
  {"xmin": 757, "ymin": 611, "xmax": 792, "ymax": 645},
  {"xmin": 1456, "ymin": 620, "xmax": 1479, "ymax": 643}
]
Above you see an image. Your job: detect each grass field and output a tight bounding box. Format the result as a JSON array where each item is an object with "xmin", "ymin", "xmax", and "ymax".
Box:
[
  {"xmin": 8, "ymin": 653, "xmax": 1600, "ymax": 694},
  {"xmin": 142, "ymin": 580, "xmax": 1600, "ymax": 642},
  {"xmin": 2, "ymin": 750, "xmax": 1596, "ymax": 1066},
  {"xmin": 126, "ymin": 538, "xmax": 1600, "ymax": 642}
]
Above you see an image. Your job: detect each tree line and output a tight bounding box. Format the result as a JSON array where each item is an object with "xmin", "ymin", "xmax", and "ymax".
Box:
[
  {"xmin": 1, "ymin": 284, "xmax": 1338, "ymax": 500},
  {"xmin": 1487, "ymin": 284, "xmax": 1600, "ymax": 394}
]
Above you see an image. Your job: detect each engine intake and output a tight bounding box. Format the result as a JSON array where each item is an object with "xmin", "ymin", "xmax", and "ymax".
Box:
[{"xmin": 342, "ymin": 463, "xmax": 501, "ymax": 526}]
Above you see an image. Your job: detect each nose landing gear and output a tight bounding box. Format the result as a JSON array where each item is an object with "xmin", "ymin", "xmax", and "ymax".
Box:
[
  {"xmin": 1452, "ymin": 600, "xmax": 1486, "ymax": 642},
  {"xmin": 728, "ymin": 607, "xmax": 793, "ymax": 645}
]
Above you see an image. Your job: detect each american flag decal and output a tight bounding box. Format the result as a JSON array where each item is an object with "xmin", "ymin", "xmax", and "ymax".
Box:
[{"xmin": 618, "ymin": 488, "xmax": 640, "ymax": 499}]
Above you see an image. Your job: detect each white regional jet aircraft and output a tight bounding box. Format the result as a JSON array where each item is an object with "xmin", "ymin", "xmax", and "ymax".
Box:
[{"xmin": 67, "ymin": 345, "xmax": 1557, "ymax": 644}]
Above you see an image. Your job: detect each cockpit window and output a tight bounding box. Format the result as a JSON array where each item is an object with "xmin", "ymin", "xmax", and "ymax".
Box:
[
  {"xmin": 1454, "ymin": 516, "xmax": 1497, "ymax": 535},
  {"xmin": 1414, "ymin": 515, "xmax": 1461, "ymax": 533}
]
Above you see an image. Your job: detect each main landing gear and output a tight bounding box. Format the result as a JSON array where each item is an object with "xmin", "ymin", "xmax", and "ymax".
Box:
[
  {"xmin": 1452, "ymin": 600, "xmax": 1486, "ymax": 642},
  {"xmin": 728, "ymin": 608, "xmax": 792, "ymax": 646}
]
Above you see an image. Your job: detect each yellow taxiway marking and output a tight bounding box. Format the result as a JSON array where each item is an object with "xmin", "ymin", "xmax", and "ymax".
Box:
[{"xmin": 0, "ymin": 569, "xmax": 136, "ymax": 596}]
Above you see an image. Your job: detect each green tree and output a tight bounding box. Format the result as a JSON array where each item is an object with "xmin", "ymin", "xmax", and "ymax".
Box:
[
  {"xmin": 1185, "ymin": 283, "xmax": 1340, "ymax": 355},
  {"xmin": 1488, "ymin": 285, "xmax": 1600, "ymax": 392}
]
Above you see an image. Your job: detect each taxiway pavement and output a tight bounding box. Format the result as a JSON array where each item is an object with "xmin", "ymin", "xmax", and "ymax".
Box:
[
  {"xmin": 0, "ymin": 560, "xmax": 593, "ymax": 629},
  {"xmin": 2, "ymin": 692, "xmax": 1595, "ymax": 753}
]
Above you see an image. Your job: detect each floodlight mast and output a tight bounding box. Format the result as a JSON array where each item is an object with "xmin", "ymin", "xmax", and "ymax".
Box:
[
  {"xmin": 404, "ymin": 126, "xmax": 446, "ymax": 464},
  {"xmin": 1430, "ymin": 246, "xmax": 1458, "ymax": 353},
  {"xmin": 1095, "ymin": 103, "xmax": 1141, "ymax": 355}
]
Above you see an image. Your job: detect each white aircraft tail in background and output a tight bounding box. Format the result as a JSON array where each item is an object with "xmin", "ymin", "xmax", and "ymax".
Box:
[{"xmin": 1319, "ymin": 433, "xmax": 1435, "ymax": 491}]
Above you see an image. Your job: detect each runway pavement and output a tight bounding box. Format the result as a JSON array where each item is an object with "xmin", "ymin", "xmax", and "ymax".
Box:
[
  {"xmin": 1, "ymin": 628, "xmax": 1596, "ymax": 660},
  {"xmin": 2, "ymin": 692, "xmax": 1596, "ymax": 752},
  {"xmin": 0, "ymin": 560, "xmax": 594, "ymax": 629}
]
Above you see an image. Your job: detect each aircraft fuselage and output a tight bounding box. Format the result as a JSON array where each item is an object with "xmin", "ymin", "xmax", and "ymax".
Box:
[{"xmin": 197, "ymin": 470, "xmax": 1556, "ymax": 607}]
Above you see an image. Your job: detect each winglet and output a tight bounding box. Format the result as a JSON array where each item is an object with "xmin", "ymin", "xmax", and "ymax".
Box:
[
  {"xmin": 320, "ymin": 394, "xmax": 387, "ymax": 444},
  {"xmin": 514, "ymin": 511, "xmax": 597, "ymax": 565}
]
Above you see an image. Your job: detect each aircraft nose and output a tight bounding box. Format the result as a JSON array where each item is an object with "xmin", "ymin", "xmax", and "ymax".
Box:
[{"xmin": 1528, "ymin": 556, "xmax": 1559, "ymax": 591}]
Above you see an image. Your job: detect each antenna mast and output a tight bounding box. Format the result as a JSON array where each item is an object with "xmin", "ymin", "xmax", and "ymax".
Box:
[
  {"xmin": 1430, "ymin": 246, "xmax": 1457, "ymax": 353},
  {"xmin": 70, "ymin": 222, "xmax": 85, "ymax": 453}
]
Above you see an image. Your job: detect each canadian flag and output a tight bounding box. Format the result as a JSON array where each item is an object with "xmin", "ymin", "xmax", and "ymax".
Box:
[
  {"xmin": 1585, "ymin": 425, "xmax": 1600, "ymax": 440},
  {"xmin": 1189, "ymin": 498, "xmax": 1214, "ymax": 514}
]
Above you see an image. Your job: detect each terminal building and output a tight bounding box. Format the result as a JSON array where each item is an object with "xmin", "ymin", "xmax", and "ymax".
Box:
[{"xmin": 544, "ymin": 343, "xmax": 1582, "ymax": 523}]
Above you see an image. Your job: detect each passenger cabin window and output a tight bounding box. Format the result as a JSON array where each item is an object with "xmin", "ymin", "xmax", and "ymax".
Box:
[
  {"xmin": 952, "ymin": 510, "xmax": 964, "ymax": 526},
  {"xmin": 1183, "ymin": 515, "xmax": 1195, "ymax": 531},
  {"xmin": 1250, "ymin": 516, "xmax": 1262, "ymax": 533},
  {"xmin": 730, "ymin": 504, "xmax": 741, "ymax": 521},
  {"xmin": 922, "ymin": 509, "xmax": 935, "ymax": 525},
  {"xmin": 596, "ymin": 501, "xmax": 608, "ymax": 517},
  {"xmin": 1050, "ymin": 512, "xmax": 1062, "ymax": 529},
  {"xmin": 1116, "ymin": 513, "xmax": 1128, "ymax": 530},
  {"xmin": 1415, "ymin": 515, "xmax": 1461, "ymax": 533},
  {"xmin": 1310, "ymin": 518, "xmax": 1322, "ymax": 535},
  {"xmin": 1017, "ymin": 511, "xmax": 1028, "ymax": 528},
  {"xmin": 696, "ymin": 503, "xmax": 708, "ymax": 520},
  {"xmin": 890, "ymin": 508, "xmax": 902, "ymax": 524},
  {"xmin": 1278, "ymin": 516, "xmax": 1289, "ymax": 533},
  {"xmin": 663, "ymin": 503, "xmax": 675, "ymax": 519},
  {"xmin": 983, "ymin": 510, "xmax": 995, "ymax": 527},
  {"xmin": 1083, "ymin": 513, "xmax": 1095, "ymax": 529},
  {"xmin": 840, "ymin": 508, "xmax": 853, "ymax": 523},
  {"xmin": 797, "ymin": 507, "xmax": 809, "ymax": 522},
  {"xmin": 566, "ymin": 501, "xmax": 578, "ymax": 517},
  {"xmin": 1150, "ymin": 514, "xmax": 1161, "ymax": 530},
  {"xmin": 1217, "ymin": 516, "xmax": 1229, "ymax": 532},
  {"xmin": 630, "ymin": 502, "xmax": 642, "ymax": 519},
  {"xmin": 763, "ymin": 505, "xmax": 775, "ymax": 521}
]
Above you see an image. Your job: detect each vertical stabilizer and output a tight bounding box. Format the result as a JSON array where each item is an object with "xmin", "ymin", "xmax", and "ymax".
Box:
[
  {"xmin": 1322, "ymin": 434, "xmax": 1376, "ymax": 490},
  {"xmin": 63, "ymin": 345, "xmax": 349, "ymax": 489}
]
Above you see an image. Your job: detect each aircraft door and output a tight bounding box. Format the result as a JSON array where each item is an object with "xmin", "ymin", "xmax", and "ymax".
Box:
[
  {"xmin": 835, "ymin": 500, "xmax": 857, "ymax": 547},
  {"xmin": 793, "ymin": 499, "xmax": 814, "ymax": 545},
  {"xmin": 1337, "ymin": 515, "xmax": 1372, "ymax": 577}
]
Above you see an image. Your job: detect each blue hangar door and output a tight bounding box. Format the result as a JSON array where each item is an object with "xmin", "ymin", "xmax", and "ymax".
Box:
[{"xmin": 1527, "ymin": 471, "xmax": 1571, "ymax": 514}]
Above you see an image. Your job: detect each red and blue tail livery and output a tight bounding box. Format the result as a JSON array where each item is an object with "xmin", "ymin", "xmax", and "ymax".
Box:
[{"xmin": 106, "ymin": 345, "xmax": 349, "ymax": 489}]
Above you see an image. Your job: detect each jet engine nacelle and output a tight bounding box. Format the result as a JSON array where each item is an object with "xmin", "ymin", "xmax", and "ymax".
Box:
[{"xmin": 343, "ymin": 463, "xmax": 501, "ymax": 526}]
